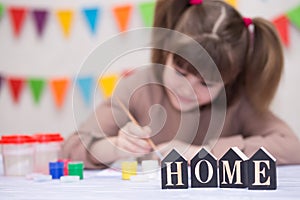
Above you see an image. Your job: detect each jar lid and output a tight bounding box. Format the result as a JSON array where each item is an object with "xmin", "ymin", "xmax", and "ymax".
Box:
[
  {"xmin": 68, "ymin": 162, "xmax": 84, "ymax": 169},
  {"xmin": 0, "ymin": 135, "xmax": 36, "ymax": 144},
  {"xmin": 49, "ymin": 161, "xmax": 64, "ymax": 169},
  {"xmin": 34, "ymin": 133, "xmax": 64, "ymax": 143}
]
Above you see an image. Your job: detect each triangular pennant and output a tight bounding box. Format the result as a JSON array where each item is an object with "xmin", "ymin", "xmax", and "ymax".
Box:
[
  {"xmin": 224, "ymin": 0, "xmax": 238, "ymax": 8},
  {"xmin": 273, "ymin": 15, "xmax": 290, "ymax": 47},
  {"xmin": 8, "ymin": 6, "xmax": 27, "ymax": 37},
  {"xmin": 99, "ymin": 74, "xmax": 119, "ymax": 99},
  {"xmin": 0, "ymin": 3, "xmax": 4, "ymax": 19},
  {"xmin": 28, "ymin": 78, "xmax": 46, "ymax": 104},
  {"xmin": 7, "ymin": 77, "xmax": 25, "ymax": 104},
  {"xmin": 32, "ymin": 9, "xmax": 49, "ymax": 37},
  {"xmin": 0, "ymin": 74, "xmax": 3, "ymax": 93},
  {"xmin": 112, "ymin": 4, "xmax": 133, "ymax": 32},
  {"xmin": 50, "ymin": 78, "xmax": 70, "ymax": 108},
  {"xmin": 76, "ymin": 76, "xmax": 94, "ymax": 106},
  {"xmin": 138, "ymin": 1, "xmax": 155, "ymax": 27},
  {"xmin": 56, "ymin": 9, "xmax": 74, "ymax": 38},
  {"xmin": 287, "ymin": 5, "xmax": 300, "ymax": 29},
  {"xmin": 82, "ymin": 7, "xmax": 101, "ymax": 35}
]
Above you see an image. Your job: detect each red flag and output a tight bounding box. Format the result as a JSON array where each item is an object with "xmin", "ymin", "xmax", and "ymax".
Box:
[
  {"xmin": 8, "ymin": 77, "xmax": 25, "ymax": 103},
  {"xmin": 8, "ymin": 6, "xmax": 27, "ymax": 37},
  {"xmin": 273, "ymin": 15, "xmax": 290, "ymax": 47}
]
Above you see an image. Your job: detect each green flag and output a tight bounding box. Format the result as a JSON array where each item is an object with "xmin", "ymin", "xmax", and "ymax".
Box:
[
  {"xmin": 138, "ymin": 1, "xmax": 155, "ymax": 27},
  {"xmin": 287, "ymin": 5, "xmax": 300, "ymax": 29},
  {"xmin": 0, "ymin": 3, "xmax": 4, "ymax": 19},
  {"xmin": 28, "ymin": 78, "xmax": 45, "ymax": 104}
]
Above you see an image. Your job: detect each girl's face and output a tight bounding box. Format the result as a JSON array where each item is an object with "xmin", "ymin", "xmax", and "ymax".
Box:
[{"xmin": 163, "ymin": 54, "xmax": 223, "ymax": 112}]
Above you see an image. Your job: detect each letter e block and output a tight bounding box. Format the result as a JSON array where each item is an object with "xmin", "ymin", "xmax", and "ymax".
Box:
[{"xmin": 248, "ymin": 147, "xmax": 277, "ymax": 190}]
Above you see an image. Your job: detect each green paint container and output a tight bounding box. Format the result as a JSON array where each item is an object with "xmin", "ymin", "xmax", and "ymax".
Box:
[{"xmin": 68, "ymin": 162, "xmax": 84, "ymax": 179}]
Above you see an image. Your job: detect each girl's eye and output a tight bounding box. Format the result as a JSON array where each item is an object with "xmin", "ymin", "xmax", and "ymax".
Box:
[
  {"xmin": 175, "ymin": 70, "xmax": 186, "ymax": 76},
  {"xmin": 201, "ymin": 81, "xmax": 212, "ymax": 87}
]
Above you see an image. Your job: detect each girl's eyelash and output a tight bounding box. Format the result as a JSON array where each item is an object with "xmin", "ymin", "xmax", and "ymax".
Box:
[{"xmin": 175, "ymin": 70, "xmax": 186, "ymax": 76}]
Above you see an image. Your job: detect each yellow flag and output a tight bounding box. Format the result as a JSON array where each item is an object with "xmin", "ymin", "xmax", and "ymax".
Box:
[
  {"xmin": 99, "ymin": 74, "xmax": 119, "ymax": 99},
  {"xmin": 56, "ymin": 9, "xmax": 74, "ymax": 38},
  {"xmin": 224, "ymin": 0, "xmax": 238, "ymax": 8}
]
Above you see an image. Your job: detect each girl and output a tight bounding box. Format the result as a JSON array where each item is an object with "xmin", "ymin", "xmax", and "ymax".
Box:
[{"xmin": 62, "ymin": 0, "xmax": 300, "ymax": 168}]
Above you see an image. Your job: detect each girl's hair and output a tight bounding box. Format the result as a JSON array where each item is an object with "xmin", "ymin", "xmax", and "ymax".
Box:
[{"xmin": 152, "ymin": 0, "xmax": 284, "ymax": 112}]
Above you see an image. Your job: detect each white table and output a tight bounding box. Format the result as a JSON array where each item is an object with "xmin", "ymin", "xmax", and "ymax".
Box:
[{"xmin": 0, "ymin": 161, "xmax": 300, "ymax": 200}]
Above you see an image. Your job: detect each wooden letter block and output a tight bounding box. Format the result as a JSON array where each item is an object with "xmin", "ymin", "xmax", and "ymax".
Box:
[
  {"xmin": 248, "ymin": 147, "xmax": 277, "ymax": 190},
  {"xmin": 191, "ymin": 147, "xmax": 218, "ymax": 188},
  {"xmin": 219, "ymin": 147, "xmax": 248, "ymax": 188},
  {"xmin": 161, "ymin": 149, "xmax": 188, "ymax": 189}
]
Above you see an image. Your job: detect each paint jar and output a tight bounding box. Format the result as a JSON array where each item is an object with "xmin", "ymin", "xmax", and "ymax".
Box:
[
  {"xmin": 121, "ymin": 161, "xmax": 138, "ymax": 180},
  {"xmin": 49, "ymin": 161, "xmax": 64, "ymax": 179},
  {"xmin": 34, "ymin": 133, "xmax": 64, "ymax": 174},
  {"xmin": 68, "ymin": 162, "xmax": 84, "ymax": 180},
  {"xmin": 0, "ymin": 135, "xmax": 36, "ymax": 176}
]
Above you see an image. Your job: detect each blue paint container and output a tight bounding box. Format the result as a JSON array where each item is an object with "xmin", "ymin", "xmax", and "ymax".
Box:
[{"xmin": 49, "ymin": 162, "xmax": 64, "ymax": 179}]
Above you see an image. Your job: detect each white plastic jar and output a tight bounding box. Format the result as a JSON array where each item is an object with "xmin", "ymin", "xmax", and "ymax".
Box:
[
  {"xmin": 34, "ymin": 133, "xmax": 64, "ymax": 174},
  {"xmin": 0, "ymin": 135, "xmax": 36, "ymax": 176}
]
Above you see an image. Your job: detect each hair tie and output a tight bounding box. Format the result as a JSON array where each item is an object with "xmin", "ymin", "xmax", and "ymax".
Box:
[
  {"xmin": 243, "ymin": 17, "xmax": 253, "ymax": 28},
  {"xmin": 190, "ymin": 0, "xmax": 203, "ymax": 5}
]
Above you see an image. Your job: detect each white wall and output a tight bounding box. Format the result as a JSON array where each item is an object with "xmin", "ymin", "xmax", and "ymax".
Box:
[{"xmin": 0, "ymin": 0, "xmax": 300, "ymax": 138}]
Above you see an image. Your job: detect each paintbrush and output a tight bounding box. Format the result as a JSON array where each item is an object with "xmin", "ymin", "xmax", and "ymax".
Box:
[{"xmin": 116, "ymin": 97, "xmax": 163, "ymax": 160}]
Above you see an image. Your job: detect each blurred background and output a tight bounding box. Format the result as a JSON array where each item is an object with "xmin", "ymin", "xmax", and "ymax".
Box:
[{"xmin": 0, "ymin": 0, "xmax": 299, "ymax": 139}]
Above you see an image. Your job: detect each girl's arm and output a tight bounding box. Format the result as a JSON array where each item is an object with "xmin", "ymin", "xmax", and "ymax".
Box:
[{"xmin": 211, "ymin": 98, "xmax": 300, "ymax": 165}]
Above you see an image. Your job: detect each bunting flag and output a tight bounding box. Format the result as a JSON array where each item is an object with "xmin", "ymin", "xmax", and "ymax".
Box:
[
  {"xmin": 138, "ymin": 1, "xmax": 155, "ymax": 27},
  {"xmin": 287, "ymin": 5, "xmax": 300, "ymax": 29},
  {"xmin": 28, "ymin": 78, "xmax": 46, "ymax": 104},
  {"xmin": 224, "ymin": 0, "xmax": 237, "ymax": 8},
  {"xmin": 0, "ymin": 74, "xmax": 3, "ymax": 92},
  {"xmin": 7, "ymin": 77, "xmax": 25, "ymax": 104},
  {"xmin": 32, "ymin": 9, "xmax": 49, "ymax": 37},
  {"xmin": 112, "ymin": 4, "xmax": 133, "ymax": 32},
  {"xmin": 8, "ymin": 6, "xmax": 27, "ymax": 37},
  {"xmin": 56, "ymin": 9, "xmax": 74, "ymax": 38},
  {"xmin": 76, "ymin": 76, "xmax": 94, "ymax": 106},
  {"xmin": 82, "ymin": 7, "xmax": 101, "ymax": 35},
  {"xmin": 273, "ymin": 15, "xmax": 290, "ymax": 47},
  {"xmin": 0, "ymin": 3, "xmax": 4, "ymax": 19},
  {"xmin": 50, "ymin": 78, "xmax": 70, "ymax": 108},
  {"xmin": 99, "ymin": 74, "xmax": 119, "ymax": 99}
]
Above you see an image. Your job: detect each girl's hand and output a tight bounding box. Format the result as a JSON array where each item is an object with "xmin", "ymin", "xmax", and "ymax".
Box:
[
  {"xmin": 115, "ymin": 122, "xmax": 152, "ymax": 158},
  {"xmin": 156, "ymin": 140, "xmax": 202, "ymax": 162}
]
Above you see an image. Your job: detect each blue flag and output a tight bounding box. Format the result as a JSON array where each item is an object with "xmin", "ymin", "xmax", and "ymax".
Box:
[
  {"xmin": 76, "ymin": 76, "xmax": 94, "ymax": 106},
  {"xmin": 82, "ymin": 7, "xmax": 101, "ymax": 35}
]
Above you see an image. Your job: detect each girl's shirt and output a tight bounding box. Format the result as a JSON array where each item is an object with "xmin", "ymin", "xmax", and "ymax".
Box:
[{"xmin": 62, "ymin": 68, "xmax": 300, "ymax": 168}]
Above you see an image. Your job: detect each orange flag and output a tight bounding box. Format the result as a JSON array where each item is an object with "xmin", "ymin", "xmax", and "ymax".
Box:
[
  {"xmin": 56, "ymin": 9, "xmax": 74, "ymax": 38},
  {"xmin": 273, "ymin": 15, "xmax": 290, "ymax": 47},
  {"xmin": 112, "ymin": 4, "xmax": 133, "ymax": 32},
  {"xmin": 8, "ymin": 6, "xmax": 27, "ymax": 37},
  {"xmin": 50, "ymin": 78, "xmax": 70, "ymax": 108}
]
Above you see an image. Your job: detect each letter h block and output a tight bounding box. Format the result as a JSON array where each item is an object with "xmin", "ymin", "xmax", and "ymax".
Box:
[{"xmin": 161, "ymin": 149, "xmax": 188, "ymax": 189}]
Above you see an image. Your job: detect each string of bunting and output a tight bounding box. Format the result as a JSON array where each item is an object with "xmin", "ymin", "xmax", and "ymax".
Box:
[
  {"xmin": 0, "ymin": 71, "xmax": 132, "ymax": 109},
  {"xmin": 0, "ymin": 1, "xmax": 299, "ymax": 46},
  {"xmin": 0, "ymin": 1, "xmax": 156, "ymax": 38}
]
